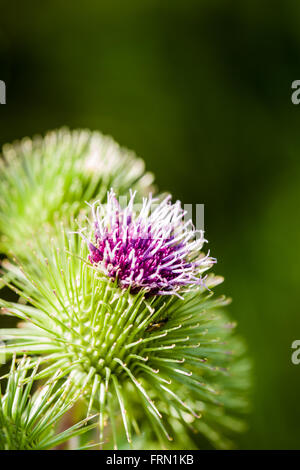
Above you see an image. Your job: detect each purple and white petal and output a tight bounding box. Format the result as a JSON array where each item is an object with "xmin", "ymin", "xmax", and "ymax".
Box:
[{"xmin": 83, "ymin": 189, "xmax": 216, "ymax": 296}]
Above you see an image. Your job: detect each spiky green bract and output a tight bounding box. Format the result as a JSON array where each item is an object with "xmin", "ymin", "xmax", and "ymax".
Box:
[
  {"xmin": 0, "ymin": 128, "xmax": 154, "ymax": 258},
  {"xmin": 0, "ymin": 355, "xmax": 97, "ymax": 450},
  {"xmin": 0, "ymin": 229, "xmax": 250, "ymax": 449}
]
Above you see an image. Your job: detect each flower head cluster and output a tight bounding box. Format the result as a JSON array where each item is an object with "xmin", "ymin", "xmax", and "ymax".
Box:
[
  {"xmin": 0, "ymin": 128, "xmax": 251, "ymax": 451},
  {"xmin": 83, "ymin": 189, "xmax": 216, "ymax": 296}
]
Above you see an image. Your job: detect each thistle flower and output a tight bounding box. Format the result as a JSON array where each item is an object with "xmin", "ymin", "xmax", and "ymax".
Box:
[
  {"xmin": 0, "ymin": 212, "xmax": 251, "ymax": 449},
  {"xmin": 0, "ymin": 129, "xmax": 154, "ymax": 259},
  {"xmin": 82, "ymin": 190, "xmax": 215, "ymax": 297},
  {"xmin": 0, "ymin": 355, "xmax": 97, "ymax": 450}
]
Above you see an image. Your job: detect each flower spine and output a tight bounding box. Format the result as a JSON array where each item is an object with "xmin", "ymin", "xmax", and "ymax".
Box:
[{"xmin": 0, "ymin": 355, "xmax": 97, "ymax": 450}]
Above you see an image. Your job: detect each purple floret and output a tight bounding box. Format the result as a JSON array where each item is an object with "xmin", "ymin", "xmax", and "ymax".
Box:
[{"xmin": 83, "ymin": 190, "xmax": 216, "ymax": 297}]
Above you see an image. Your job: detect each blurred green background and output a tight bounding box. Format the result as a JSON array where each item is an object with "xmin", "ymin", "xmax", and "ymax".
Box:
[{"xmin": 1, "ymin": 0, "xmax": 300, "ymax": 449}]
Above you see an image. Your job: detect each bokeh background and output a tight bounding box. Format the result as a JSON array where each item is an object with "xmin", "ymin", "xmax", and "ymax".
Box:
[{"xmin": 1, "ymin": 0, "xmax": 300, "ymax": 449}]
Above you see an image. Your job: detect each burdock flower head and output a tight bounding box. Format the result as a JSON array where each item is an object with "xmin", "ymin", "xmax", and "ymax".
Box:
[
  {"xmin": 0, "ymin": 129, "xmax": 251, "ymax": 450},
  {"xmin": 0, "ymin": 189, "xmax": 251, "ymax": 450},
  {"xmin": 83, "ymin": 189, "xmax": 216, "ymax": 297}
]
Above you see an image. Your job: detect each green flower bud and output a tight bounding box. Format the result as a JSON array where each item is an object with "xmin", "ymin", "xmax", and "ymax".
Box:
[
  {"xmin": 0, "ymin": 355, "xmax": 97, "ymax": 450},
  {"xmin": 0, "ymin": 128, "xmax": 154, "ymax": 259}
]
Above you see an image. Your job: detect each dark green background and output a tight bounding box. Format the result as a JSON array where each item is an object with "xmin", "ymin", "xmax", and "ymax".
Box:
[{"xmin": 1, "ymin": 0, "xmax": 300, "ymax": 449}]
